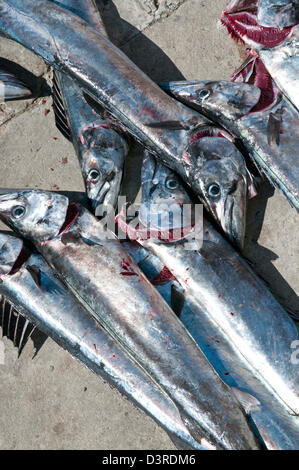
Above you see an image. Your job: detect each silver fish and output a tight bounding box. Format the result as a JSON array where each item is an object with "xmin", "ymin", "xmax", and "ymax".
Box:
[
  {"xmin": 116, "ymin": 154, "xmax": 299, "ymax": 419},
  {"xmin": 0, "ymin": 189, "xmax": 260, "ymax": 450},
  {"xmin": 0, "ymin": 0, "xmax": 249, "ymax": 248},
  {"xmin": 50, "ymin": 0, "xmax": 129, "ymax": 213},
  {"xmin": 122, "ymin": 154, "xmax": 299, "ymax": 449},
  {"xmin": 0, "ymin": 64, "xmax": 31, "ymax": 101},
  {"xmin": 160, "ymin": 52, "xmax": 299, "ymax": 211},
  {"xmin": 222, "ymin": 1, "xmax": 299, "ymax": 112},
  {"xmin": 257, "ymin": 0, "xmax": 299, "ymax": 28},
  {"xmin": 0, "ymin": 231, "xmax": 206, "ymax": 451}
]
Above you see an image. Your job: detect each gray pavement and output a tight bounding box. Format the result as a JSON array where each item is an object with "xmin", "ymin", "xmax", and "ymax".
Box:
[{"xmin": 0, "ymin": 0, "xmax": 298, "ymax": 450}]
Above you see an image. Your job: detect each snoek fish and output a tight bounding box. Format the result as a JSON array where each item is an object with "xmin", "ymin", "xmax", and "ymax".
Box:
[
  {"xmin": 0, "ymin": 64, "xmax": 31, "ymax": 101},
  {"xmin": 0, "ymin": 0, "xmax": 249, "ymax": 248},
  {"xmin": 221, "ymin": 0, "xmax": 299, "ymax": 112},
  {"xmin": 257, "ymin": 0, "xmax": 299, "ymax": 28},
  {"xmin": 120, "ymin": 153, "xmax": 299, "ymax": 449},
  {"xmin": 116, "ymin": 154, "xmax": 299, "ymax": 419},
  {"xmin": 0, "ymin": 231, "xmax": 206, "ymax": 451},
  {"xmin": 50, "ymin": 0, "xmax": 129, "ymax": 212},
  {"xmin": 0, "ymin": 190, "xmax": 260, "ymax": 450},
  {"xmin": 161, "ymin": 52, "xmax": 299, "ymax": 210}
]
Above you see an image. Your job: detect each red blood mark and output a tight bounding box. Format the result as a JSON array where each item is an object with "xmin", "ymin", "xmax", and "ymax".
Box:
[
  {"xmin": 120, "ymin": 258, "xmax": 138, "ymax": 277},
  {"xmin": 42, "ymin": 99, "xmax": 47, "ymax": 105},
  {"xmin": 230, "ymin": 312, "xmax": 235, "ymax": 316},
  {"xmin": 100, "ymin": 125, "xmax": 111, "ymax": 130},
  {"xmin": 250, "ymin": 304, "xmax": 254, "ymax": 308},
  {"xmin": 53, "ymin": 137, "xmax": 58, "ymax": 141},
  {"xmin": 183, "ymin": 152, "xmax": 192, "ymax": 165},
  {"xmin": 44, "ymin": 109, "xmax": 50, "ymax": 116},
  {"xmin": 111, "ymin": 354, "xmax": 116, "ymax": 359},
  {"xmin": 148, "ymin": 308, "xmax": 155, "ymax": 319},
  {"xmin": 273, "ymin": 352, "xmax": 276, "ymax": 358},
  {"xmin": 151, "ymin": 266, "xmax": 175, "ymax": 286},
  {"xmin": 62, "ymin": 157, "xmax": 68, "ymax": 164},
  {"xmin": 221, "ymin": 11, "xmax": 293, "ymax": 47},
  {"xmin": 218, "ymin": 294, "xmax": 222, "ymax": 298}
]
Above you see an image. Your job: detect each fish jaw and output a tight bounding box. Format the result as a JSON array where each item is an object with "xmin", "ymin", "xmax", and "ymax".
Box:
[
  {"xmin": 0, "ymin": 232, "xmax": 24, "ymax": 275},
  {"xmin": 0, "ymin": 69, "xmax": 31, "ymax": 101},
  {"xmin": 221, "ymin": 7, "xmax": 294, "ymax": 48}
]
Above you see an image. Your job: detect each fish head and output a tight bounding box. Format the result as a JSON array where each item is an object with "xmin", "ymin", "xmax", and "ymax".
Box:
[
  {"xmin": 257, "ymin": 0, "xmax": 299, "ymax": 29},
  {"xmin": 80, "ymin": 124, "xmax": 129, "ymax": 214},
  {"xmin": 139, "ymin": 152, "xmax": 193, "ymax": 233},
  {"xmin": 162, "ymin": 80, "xmax": 261, "ymax": 121},
  {"xmin": 0, "ymin": 190, "xmax": 70, "ymax": 243},
  {"xmin": 0, "ymin": 232, "xmax": 24, "ymax": 275},
  {"xmin": 187, "ymin": 135, "xmax": 247, "ymax": 249},
  {"xmin": 222, "ymin": 0, "xmax": 294, "ymax": 48}
]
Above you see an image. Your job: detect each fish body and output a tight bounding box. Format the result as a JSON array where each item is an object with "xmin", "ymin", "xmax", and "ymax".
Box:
[
  {"xmin": 0, "ymin": 65, "xmax": 31, "ymax": 101},
  {"xmin": 0, "ymin": 190, "xmax": 260, "ymax": 450},
  {"xmin": 118, "ymin": 155, "xmax": 299, "ymax": 420},
  {"xmin": 123, "ymin": 240, "xmax": 299, "ymax": 450},
  {"xmin": 222, "ymin": 1, "xmax": 299, "ymax": 111},
  {"xmin": 257, "ymin": 0, "xmax": 299, "ymax": 28},
  {"xmin": 0, "ymin": 232, "xmax": 205, "ymax": 451},
  {"xmin": 50, "ymin": 0, "xmax": 129, "ymax": 212},
  {"xmin": 0, "ymin": 0, "xmax": 249, "ymax": 248},
  {"xmin": 161, "ymin": 55, "xmax": 299, "ymax": 210}
]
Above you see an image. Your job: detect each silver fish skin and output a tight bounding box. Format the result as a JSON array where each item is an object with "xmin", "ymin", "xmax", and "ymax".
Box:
[
  {"xmin": 0, "ymin": 190, "xmax": 260, "ymax": 450},
  {"xmin": 119, "ymin": 155, "xmax": 299, "ymax": 419},
  {"xmin": 257, "ymin": 0, "xmax": 299, "ymax": 28},
  {"xmin": 50, "ymin": 0, "xmax": 129, "ymax": 212},
  {"xmin": 222, "ymin": 2, "xmax": 299, "ymax": 112},
  {"xmin": 0, "ymin": 232, "xmax": 205, "ymax": 451},
  {"xmin": 225, "ymin": 0, "xmax": 299, "ymax": 28},
  {"xmin": 121, "ymin": 155, "xmax": 299, "ymax": 449},
  {"xmin": 161, "ymin": 64, "xmax": 299, "ymax": 211},
  {"xmin": 0, "ymin": 65, "xmax": 31, "ymax": 101},
  {"xmin": 0, "ymin": 0, "xmax": 248, "ymax": 249}
]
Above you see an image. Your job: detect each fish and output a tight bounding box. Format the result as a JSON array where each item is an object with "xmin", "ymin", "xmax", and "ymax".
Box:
[
  {"xmin": 160, "ymin": 52, "xmax": 299, "ymax": 210},
  {"xmin": 0, "ymin": 231, "xmax": 207, "ymax": 451},
  {"xmin": 49, "ymin": 0, "xmax": 129, "ymax": 213},
  {"xmin": 0, "ymin": 0, "xmax": 249, "ymax": 248},
  {"xmin": 116, "ymin": 153, "xmax": 299, "ymax": 422},
  {"xmin": 0, "ymin": 189, "xmax": 260, "ymax": 450},
  {"xmin": 0, "ymin": 64, "xmax": 31, "ymax": 101},
  {"xmin": 120, "ymin": 153, "xmax": 299, "ymax": 449},
  {"xmin": 257, "ymin": 0, "xmax": 299, "ymax": 28},
  {"xmin": 221, "ymin": 0, "xmax": 299, "ymax": 112}
]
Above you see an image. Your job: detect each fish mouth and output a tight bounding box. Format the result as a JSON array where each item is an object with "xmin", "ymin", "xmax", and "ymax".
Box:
[
  {"xmin": 222, "ymin": 6, "xmax": 294, "ymax": 47},
  {"xmin": 215, "ymin": 178, "xmax": 247, "ymax": 250},
  {"xmin": 91, "ymin": 172, "xmax": 123, "ymax": 217}
]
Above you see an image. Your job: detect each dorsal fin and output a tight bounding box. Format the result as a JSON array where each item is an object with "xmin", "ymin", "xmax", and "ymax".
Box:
[
  {"xmin": 0, "ymin": 295, "xmax": 37, "ymax": 356},
  {"xmin": 52, "ymin": 70, "xmax": 72, "ymax": 141}
]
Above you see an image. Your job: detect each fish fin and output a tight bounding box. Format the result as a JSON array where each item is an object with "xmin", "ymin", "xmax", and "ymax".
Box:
[
  {"xmin": 0, "ymin": 296, "xmax": 37, "ymax": 356},
  {"xmin": 26, "ymin": 264, "xmax": 42, "ymax": 288},
  {"xmin": 267, "ymin": 112, "xmax": 281, "ymax": 147},
  {"xmin": 170, "ymin": 283, "xmax": 185, "ymax": 318},
  {"xmin": 231, "ymin": 387, "xmax": 261, "ymax": 415},
  {"xmin": 52, "ymin": 70, "xmax": 72, "ymax": 141},
  {"xmin": 145, "ymin": 120, "xmax": 190, "ymax": 130}
]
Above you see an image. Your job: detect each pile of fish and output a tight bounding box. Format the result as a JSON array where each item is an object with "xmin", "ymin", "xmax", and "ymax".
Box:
[{"xmin": 0, "ymin": 0, "xmax": 298, "ymax": 450}]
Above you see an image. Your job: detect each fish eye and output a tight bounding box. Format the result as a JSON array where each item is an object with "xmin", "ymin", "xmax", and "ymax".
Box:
[
  {"xmin": 207, "ymin": 183, "xmax": 221, "ymax": 198},
  {"xmin": 197, "ymin": 89, "xmax": 210, "ymax": 100},
  {"xmin": 88, "ymin": 169, "xmax": 100, "ymax": 181},
  {"xmin": 165, "ymin": 178, "xmax": 179, "ymax": 190},
  {"xmin": 12, "ymin": 205, "xmax": 26, "ymax": 219}
]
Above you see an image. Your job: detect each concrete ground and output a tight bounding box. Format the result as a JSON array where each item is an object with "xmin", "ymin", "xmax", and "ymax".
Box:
[{"xmin": 0, "ymin": 0, "xmax": 298, "ymax": 450}]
